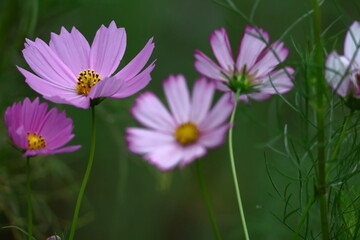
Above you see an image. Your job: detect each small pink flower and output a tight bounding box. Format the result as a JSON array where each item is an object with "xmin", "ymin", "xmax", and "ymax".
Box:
[
  {"xmin": 46, "ymin": 236, "xmax": 61, "ymax": 240},
  {"xmin": 325, "ymin": 21, "xmax": 360, "ymax": 99},
  {"xmin": 4, "ymin": 98, "xmax": 81, "ymax": 156},
  {"xmin": 18, "ymin": 21, "xmax": 155, "ymax": 109},
  {"xmin": 194, "ymin": 26, "xmax": 294, "ymax": 102},
  {"xmin": 126, "ymin": 75, "xmax": 233, "ymax": 171}
]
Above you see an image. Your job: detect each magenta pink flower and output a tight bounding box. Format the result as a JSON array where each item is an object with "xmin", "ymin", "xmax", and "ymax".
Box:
[
  {"xmin": 325, "ymin": 21, "xmax": 360, "ymax": 99},
  {"xmin": 4, "ymin": 98, "xmax": 81, "ymax": 156},
  {"xmin": 126, "ymin": 75, "xmax": 233, "ymax": 171},
  {"xmin": 18, "ymin": 21, "xmax": 155, "ymax": 109},
  {"xmin": 195, "ymin": 26, "xmax": 294, "ymax": 102}
]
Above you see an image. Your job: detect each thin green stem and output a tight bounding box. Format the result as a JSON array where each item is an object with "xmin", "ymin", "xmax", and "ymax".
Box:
[
  {"xmin": 195, "ymin": 159, "xmax": 222, "ymax": 240},
  {"xmin": 26, "ymin": 157, "xmax": 33, "ymax": 240},
  {"xmin": 327, "ymin": 112, "xmax": 353, "ymax": 174},
  {"xmin": 312, "ymin": 0, "xmax": 330, "ymax": 239},
  {"xmin": 68, "ymin": 106, "xmax": 97, "ymax": 240},
  {"xmin": 228, "ymin": 90, "xmax": 250, "ymax": 240},
  {"xmin": 316, "ymin": 109, "xmax": 329, "ymax": 240}
]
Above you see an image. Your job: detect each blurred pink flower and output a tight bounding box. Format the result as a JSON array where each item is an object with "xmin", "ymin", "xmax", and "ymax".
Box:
[
  {"xmin": 18, "ymin": 21, "xmax": 155, "ymax": 109},
  {"xmin": 4, "ymin": 98, "xmax": 81, "ymax": 156},
  {"xmin": 126, "ymin": 75, "xmax": 233, "ymax": 171},
  {"xmin": 46, "ymin": 236, "xmax": 61, "ymax": 240},
  {"xmin": 195, "ymin": 26, "xmax": 294, "ymax": 102},
  {"xmin": 325, "ymin": 21, "xmax": 360, "ymax": 99}
]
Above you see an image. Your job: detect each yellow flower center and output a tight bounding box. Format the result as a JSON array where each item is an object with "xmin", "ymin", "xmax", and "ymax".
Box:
[
  {"xmin": 27, "ymin": 133, "xmax": 46, "ymax": 150},
  {"xmin": 76, "ymin": 69, "xmax": 102, "ymax": 96},
  {"xmin": 175, "ymin": 122, "xmax": 199, "ymax": 145}
]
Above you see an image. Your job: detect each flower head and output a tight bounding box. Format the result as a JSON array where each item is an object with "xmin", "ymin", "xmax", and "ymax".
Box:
[
  {"xmin": 46, "ymin": 236, "xmax": 61, "ymax": 240},
  {"xmin": 194, "ymin": 26, "xmax": 294, "ymax": 102},
  {"xmin": 126, "ymin": 75, "xmax": 233, "ymax": 171},
  {"xmin": 325, "ymin": 21, "xmax": 360, "ymax": 107},
  {"xmin": 4, "ymin": 98, "xmax": 81, "ymax": 156},
  {"xmin": 18, "ymin": 21, "xmax": 155, "ymax": 109}
]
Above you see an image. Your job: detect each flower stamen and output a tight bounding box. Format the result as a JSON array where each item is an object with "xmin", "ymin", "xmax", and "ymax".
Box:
[
  {"xmin": 27, "ymin": 133, "xmax": 46, "ymax": 150},
  {"xmin": 76, "ymin": 69, "xmax": 102, "ymax": 96},
  {"xmin": 175, "ymin": 122, "xmax": 199, "ymax": 145}
]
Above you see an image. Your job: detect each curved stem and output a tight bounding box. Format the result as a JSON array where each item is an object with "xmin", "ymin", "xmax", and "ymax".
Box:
[
  {"xmin": 68, "ymin": 106, "xmax": 97, "ymax": 240},
  {"xmin": 195, "ymin": 159, "xmax": 222, "ymax": 240},
  {"xmin": 26, "ymin": 157, "xmax": 33, "ymax": 240},
  {"xmin": 292, "ymin": 196, "xmax": 315, "ymax": 240},
  {"xmin": 228, "ymin": 90, "xmax": 250, "ymax": 240}
]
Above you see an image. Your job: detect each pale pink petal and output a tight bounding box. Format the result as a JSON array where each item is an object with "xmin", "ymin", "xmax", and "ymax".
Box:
[
  {"xmin": 163, "ymin": 75, "xmax": 191, "ymax": 124},
  {"xmin": 238, "ymin": 94, "xmax": 250, "ymax": 103},
  {"xmin": 49, "ymin": 27, "xmax": 90, "ymax": 75},
  {"xmin": 111, "ymin": 61, "xmax": 155, "ymax": 98},
  {"xmin": 199, "ymin": 93, "xmax": 233, "ymax": 130},
  {"xmin": 46, "ymin": 235, "xmax": 61, "ymax": 240},
  {"xmin": 190, "ymin": 78, "xmax": 216, "ymax": 124},
  {"xmin": 24, "ymin": 145, "xmax": 81, "ymax": 157},
  {"xmin": 215, "ymin": 80, "xmax": 232, "ymax": 92},
  {"xmin": 88, "ymin": 76, "xmax": 125, "ymax": 99},
  {"xmin": 325, "ymin": 52, "xmax": 352, "ymax": 97},
  {"xmin": 344, "ymin": 21, "xmax": 360, "ymax": 64},
  {"xmin": 236, "ymin": 26, "xmax": 269, "ymax": 72},
  {"xmin": 249, "ymin": 41, "xmax": 289, "ymax": 77},
  {"xmin": 179, "ymin": 144, "xmax": 207, "ymax": 167},
  {"xmin": 257, "ymin": 67, "xmax": 294, "ymax": 94},
  {"xmin": 90, "ymin": 21, "xmax": 126, "ymax": 77},
  {"xmin": 131, "ymin": 92, "xmax": 176, "ymax": 132},
  {"xmin": 44, "ymin": 95, "xmax": 90, "ymax": 109},
  {"xmin": 18, "ymin": 67, "xmax": 77, "ymax": 97},
  {"xmin": 144, "ymin": 144, "xmax": 183, "ymax": 171},
  {"xmin": 198, "ymin": 124, "xmax": 230, "ymax": 148},
  {"xmin": 194, "ymin": 50, "xmax": 229, "ymax": 81},
  {"xmin": 126, "ymin": 128, "xmax": 174, "ymax": 154},
  {"xmin": 114, "ymin": 37, "xmax": 155, "ymax": 80},
  {"xmin": 210, "ymin": 28, "xmax": 234, "ymax": 73},
  {"xmin": 247, "ymin": 93, "xmax": 272, "ymax": 102},
  {"xmin": 22, "ymin": 38, "xmax": 77, "ymax": 86}
]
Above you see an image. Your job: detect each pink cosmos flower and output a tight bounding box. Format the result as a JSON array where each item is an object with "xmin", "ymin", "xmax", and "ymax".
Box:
[
  {"xmin": 46, "ymin": 236, "xmax": 61, "ymax": 240},
  {"xmin": 325, "ymin": 21, "xmax": 360, "ymax": 99},
  {"xmin": 4, "ymin": 98, "xmax": 81, "ymax": 156},
  {"xmin": 18, "ymin": 21, "xmax": 155, "ymax": 109},
  {"xmin": 194, "ymin": 26, "xmax": 294, "ymax": 102},
  {"xmin": 126, "ymin": 75, "xmax": 233, "ymax": 171}
]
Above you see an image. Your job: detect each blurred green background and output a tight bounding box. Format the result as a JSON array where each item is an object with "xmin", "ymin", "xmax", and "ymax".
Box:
[{"xmin": 0, "ymin": 0, "xmax": 359, "ymax": 239}]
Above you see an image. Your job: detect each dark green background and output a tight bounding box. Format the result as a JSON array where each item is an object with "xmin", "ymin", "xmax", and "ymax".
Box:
[{"xmin": 0, "ymin": 0, "xmax": 358, "ymax": 239}]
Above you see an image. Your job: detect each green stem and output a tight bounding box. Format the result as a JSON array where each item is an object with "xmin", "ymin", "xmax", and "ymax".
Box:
[
  {"xmin": 312, "ymin": 0, "xmax": 330, "ymax": 239},
  {"xmin": 68, "ymin": 106, "xmax": 97, "ymax": 240},
  {"xmin": 26, "ymin": 157, "xmax": 33, "ymax": 240},
  {"xmin": 195, "ymin": 159, "xmax": 222, "ymax": 240},
  {"xmin": 228, "ymin": 90, "xmax": 250, "ymax": 240},
  {"xmin": 317, "ymin": 109, "xmax": 329, "ymax": 240}
]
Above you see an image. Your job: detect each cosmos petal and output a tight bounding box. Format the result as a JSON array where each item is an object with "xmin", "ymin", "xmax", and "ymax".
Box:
[
  {"xmin": 49, "ymin": 26, "xmax": 91, "ymax": 75},
  {"xmin": 90, "ymin": 21, "xmax": 127, "ymax": 77},
  {"xmin": 163, "ymin": 75, "xmax": 191, "ymax": 124}
]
